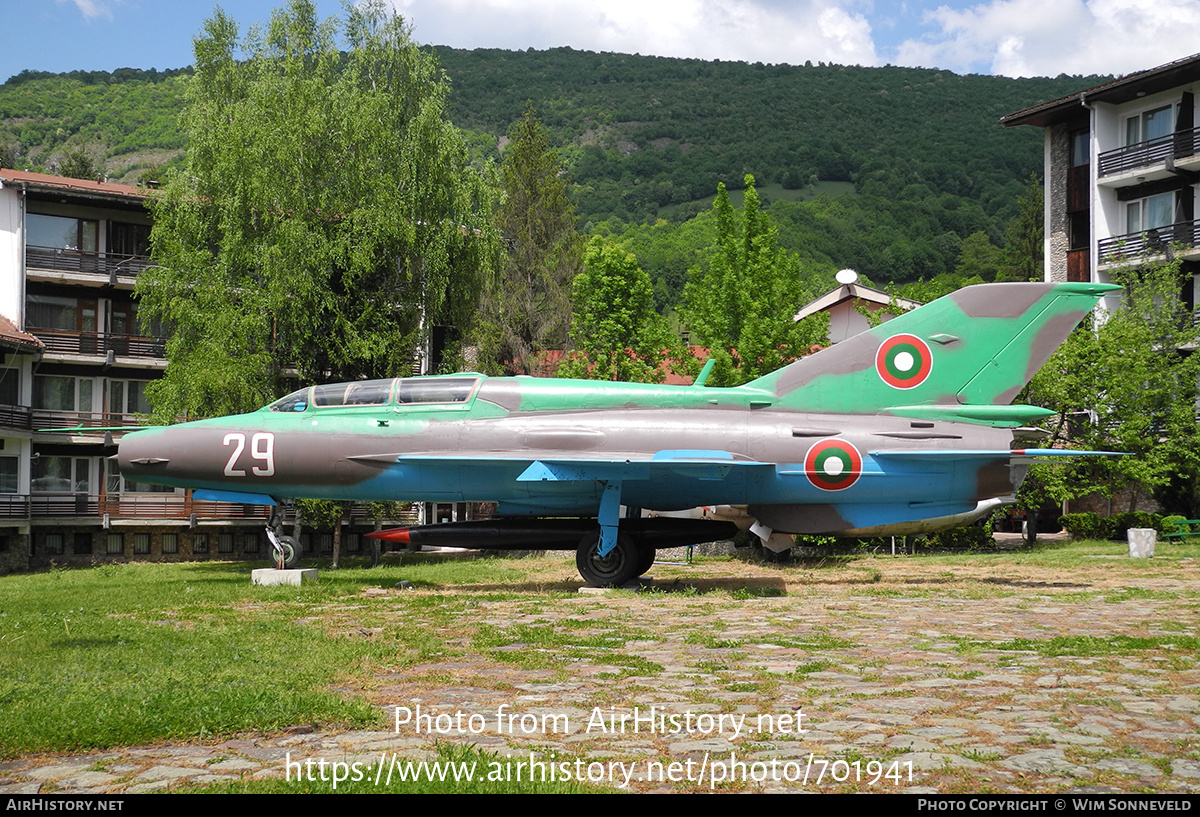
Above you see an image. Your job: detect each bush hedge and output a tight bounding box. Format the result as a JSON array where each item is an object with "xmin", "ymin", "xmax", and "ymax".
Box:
[{"xmin": 1058, "ymin": 511, "xmax": 1167, "ymax": 540}]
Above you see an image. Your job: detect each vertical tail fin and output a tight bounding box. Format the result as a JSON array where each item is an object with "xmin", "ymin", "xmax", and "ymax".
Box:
[{"xmin": 748, "ymin": 282, "xmax": 1119, "ymax": 421}]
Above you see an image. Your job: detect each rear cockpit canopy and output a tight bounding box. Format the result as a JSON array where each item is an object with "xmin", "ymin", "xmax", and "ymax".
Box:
[{"xmin": 267, "ymin": 376, "xmax": 480, "ymax": 413}]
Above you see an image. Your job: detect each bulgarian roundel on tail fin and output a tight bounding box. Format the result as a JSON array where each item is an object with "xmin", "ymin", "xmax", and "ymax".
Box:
[{"xmin": 747, "ymin": 282, "xmax": 1120, "ymax": 421}]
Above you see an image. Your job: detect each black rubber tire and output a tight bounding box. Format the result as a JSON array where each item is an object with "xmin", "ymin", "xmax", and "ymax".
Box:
[
  {"xmin": 276, "ymin": 535, "xmax": 301, "ymax": 570},
  {"xmin": 761, "ymin": 546, "xmax": 792, "ymax": 564},
  {"xmin": 576, "ymin": 531, "xmax": 639, "ymax": 587},
  {"xmin": 636, "ymin": 543, "xmax": 656, "ymax": 576}
]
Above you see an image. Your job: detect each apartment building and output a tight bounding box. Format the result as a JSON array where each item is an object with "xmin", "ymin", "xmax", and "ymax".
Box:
[
  {"xmin": 1001, "ymin": 53, "xmax": 1199, "ymax": 313},
  {"xmin": 0, "ymin": 170, "xmax": 482, "ymax": 571},
  {"xmin": 0, "ymin": 170, "xmax": 285, "ymax": 570}
]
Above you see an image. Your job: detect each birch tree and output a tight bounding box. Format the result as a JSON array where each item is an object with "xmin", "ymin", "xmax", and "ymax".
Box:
[{"xmin": 141, "ymin": 0, "xmax": 499, "ymax": 420}]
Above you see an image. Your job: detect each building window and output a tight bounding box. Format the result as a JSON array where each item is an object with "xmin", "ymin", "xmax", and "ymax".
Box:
[
  {"xmin": 0, "ymin": 367, "xmax": 20, "ymax": 407},
  {"xmin": 0, "ymin": 457, "xmax": 17, "ymax": 494},
  {"xmin": 1070, "ymin": 129, "xmax": 1089, "ymax": 167},
  {"xmin": 26, "ymin": 295, "xmax": 97, "ymax": 333},
  {"xmin": 107, "ymin": 221, "xmax": 150, "ymax": 257},
  {"xmin": 1125, "ymin": 105, "xmax": 1174, "ymax": 145},
  {"xmin": 105, "ymin": 533, "xmax": 123, "ymax": 555},
  {"xmin": 1069, "ymin": 211, "xmax": 1090, "ymax": 251},
  {"xmin": 105, "ymin": 457, "xmax": 176, "ymax": 496},
  {"xmin": 33, "ymin": 375, "xmax": 95, "ymax": 413},
  {"xmin": 26, "ymin": 214, "xmax": 98, "ymax": 253},
  {"xmin": 345, "ymin": 532, "xmax": 360, "ymax": 553},
  {"xmin": 31, "ymin": 456, "xmax": 90, "ymax": 494},
  {"xmin": 162, "ymin": 533, "xmax": 178, "ymax": 554},
  {"xmin": 193, "ymin": 533, "xmax": 208, "ymax": 554},
  {"xmin": 109, "ymin": 380, "xmax": 152, "ymax": 418},
  {"xmin": 97, "ymin": 300, "xmax": 163, "ymax": 341},
  {"xmin": 244, "ymin": 534, "xmax": 259, "ymax": 554},
  {"xmin": 1126, "ymin": 192, "xmax": 1175, "ymax": 234},
  {"xmin": 45, "ymin": 533, "xmax": 63, "ymax": 555},
  {"xmin": 218, "ymin": 533, "xmax": 234, "ymax": 553},
  {"xmin": 300, "ymin": 532, "xmax": 312, "ymax": 553},
  {"xmin": 133, "ymin": 533, "xmax": 150, "ymax": 555},
  {"xmin": 74, "ymin": 532, "xmax": 92, "ymax": 555}
]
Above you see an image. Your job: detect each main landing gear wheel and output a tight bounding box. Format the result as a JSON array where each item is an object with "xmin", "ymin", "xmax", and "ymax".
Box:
[
  {"xmin": 275, "ymin": 535, "xmax": 301, "ymax": 570},
  {"xmin": 636, "ymin": 543, "xmax": 656, "ymax": 575},
  {"xmin": 761, "ymin": 546, "xmax": 792, "ymax": 564},
  {"xmin": 576, "ymin": 531, "xmax": 639, "ymax": 588},
  {"xmin": 751, "ymin": 539, "xmax": 792, "ymax": 564}
]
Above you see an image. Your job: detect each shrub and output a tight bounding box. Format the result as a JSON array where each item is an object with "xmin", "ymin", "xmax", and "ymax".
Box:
[
  {"xmin": 914, "ymin": 525, "xmax": 993, "ymax": 551},
  {"xmin": 1058, "ymin": 512, "xmax": 1115, "ymax": 540},
  {"xmin": 1112, "ymin": 511, "xmax": 1165, "ymax": 538}
]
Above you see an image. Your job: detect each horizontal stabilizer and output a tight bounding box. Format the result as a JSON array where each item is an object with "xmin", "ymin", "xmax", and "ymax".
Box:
[
  {"xmin": 870, "ymin": 448, "xmax": 1124, "ymax": 461},
  {"xmin": 883, "ymin": 404, "xmax": 1055, "ymax": 425}
]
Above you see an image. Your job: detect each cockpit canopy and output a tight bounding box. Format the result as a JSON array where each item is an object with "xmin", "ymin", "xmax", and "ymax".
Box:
[{"xmin": 267, "ymin": 377, "xmax": 480, "ymax": 413}]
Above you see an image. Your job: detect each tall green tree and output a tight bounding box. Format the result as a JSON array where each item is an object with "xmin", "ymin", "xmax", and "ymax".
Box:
[
  {"xmin": 997, "ymin": 174, "xmax": 1044, "ymax": 282},
  {"xmin": 295, "ymin": 498, "xmax": 351, "ymax": 569},
  {"xmin": 682, "ymin": 175, "xmax": 828, "ymax": 386},
  {"xmin": 476, "ymin": 103, "xmax": 580, "ymax": 375},
  {"xmin": 56, "ymin": 146, "xmax": 99, "ymax": 180},
  {"xmin": 557, "ymin": 238, "xmax": 675, "ymax": 383},
  {"xmin": 1022, "ymin": 259, "xmax": 1200, "ymax": 514},
  {"xmin": 954, "ymin": 231, "xmax": 1003, "ymax": 281},
  {"xmin": 140, "ymin": 0, "xmax": 499, "ymax": 420}
]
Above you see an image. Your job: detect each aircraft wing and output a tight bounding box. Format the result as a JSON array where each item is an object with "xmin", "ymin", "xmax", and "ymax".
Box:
[{"xmin": 348, "ymin": 449, "xmax": 772, "ymax": 482}]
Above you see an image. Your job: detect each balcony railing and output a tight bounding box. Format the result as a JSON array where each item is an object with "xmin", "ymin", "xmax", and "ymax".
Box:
[
  {"xmin": 28, "ymin": 328, "xmax": 166, "ymax": 359},
  {"xmin": 29, "ymin": 410, "xmax": 151, "ymax": 432},
  {"xmin": 100, "ymin": 495, "xmax": 272, "ymax": 520},
  {"xmin": 1098, "ymin": 219, "xmax": 1200, "ymax": 265},
  {"xmin": 16, "ymin": 493, "xmax": 272, "ymax": 521},
  {"xmin": 0, "ymin": 494, "xmax": 30, "ymax": 519},
  {"xmin": 347, "ymin": 502, "xmax": 421, "ymax": 526},
  {"xmin": 29, "ymin": 494, "xmax": 99, "ymax": 517},
  {"xmin": 1099, "ymin": 126, "xmax": 1200, "ymax": 177},
  {"xmin": 24, "ymin": 245, "xmax": 154, "ymax": 280},
  {"xmin": 2, "ymin": 494, "xmax": 424, "ymax": 524},
  {"xmin": 0, "ymin": 404, "xmax": 32, "ymax": 431}
]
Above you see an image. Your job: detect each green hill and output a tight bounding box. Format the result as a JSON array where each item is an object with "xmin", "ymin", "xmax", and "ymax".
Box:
[{"xmin": 0, "ymin": 49, "xmax": 1107, "ymax": 297}]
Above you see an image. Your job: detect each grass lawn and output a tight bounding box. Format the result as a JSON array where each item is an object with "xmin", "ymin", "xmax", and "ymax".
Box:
[
  {"xmin": 0, "ymin": 554, "xmax": 532, "ymax": 758},
  {"xmin": 1, "ymin": 538, "xmax": 1195, "ymax": 794}
]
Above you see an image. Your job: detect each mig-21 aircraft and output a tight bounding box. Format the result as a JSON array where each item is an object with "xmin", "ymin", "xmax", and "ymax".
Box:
[{"xmin": 118, "ymin": 282, "xmax": 1120, "ymax": 586}]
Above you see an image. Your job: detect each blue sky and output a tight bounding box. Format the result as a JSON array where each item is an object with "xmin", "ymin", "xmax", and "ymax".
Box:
[{"xmin": 5, "ymin": 0, "xmax": 1200, "ymax": 83}]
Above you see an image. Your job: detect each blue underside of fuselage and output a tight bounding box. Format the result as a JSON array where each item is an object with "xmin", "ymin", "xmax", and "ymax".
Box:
[{"xmin": 163, "ymin": 452, "xmax": 992, "ymax": 532}]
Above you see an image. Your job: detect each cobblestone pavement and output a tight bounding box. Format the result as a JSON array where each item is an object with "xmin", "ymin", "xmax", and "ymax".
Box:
[{"xmin": 2, "ymin": 549, "xmax": 1196, "ymax": 794}]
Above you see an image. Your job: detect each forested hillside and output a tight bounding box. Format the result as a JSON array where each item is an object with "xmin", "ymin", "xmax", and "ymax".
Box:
[
  {"xmin": 435, "ymin": 48, "xmax": 1092, "ymax": 223},
  {"xmin": 0, "ymin": 49, "xmax": 1106, "ymax": 301},
  {"xmin": 0, "ymin": 68, "xmax": 189, "ymax": 182}
]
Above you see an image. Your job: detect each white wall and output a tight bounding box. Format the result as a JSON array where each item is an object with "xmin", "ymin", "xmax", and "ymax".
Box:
[{"xmin": 0, "ymin": 186, "xmax": 23, "ymax": 327}]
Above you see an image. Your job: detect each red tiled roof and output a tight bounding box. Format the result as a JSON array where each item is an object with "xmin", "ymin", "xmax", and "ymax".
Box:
[
  {"xmin": 0, "ymin": 168, "xmax": 149, "ymax": 203},
  {"xmin": 525, "ymin": 346, "xmax": 711, "ymax": 384},
  {"xmin": 0, "ymin": 315, "xmax": 44, "ymax": 353}
]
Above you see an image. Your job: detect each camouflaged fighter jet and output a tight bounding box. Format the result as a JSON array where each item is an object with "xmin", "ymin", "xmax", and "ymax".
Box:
[{"xmin": 118, "ymin": 281, "xmax": 1120, "ymax": 586}]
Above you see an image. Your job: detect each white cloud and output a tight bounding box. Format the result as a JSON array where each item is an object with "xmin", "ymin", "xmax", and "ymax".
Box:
[
  {"xmin": 60, "ymin": 0, "xmax": 113, "ymax": 21},
  {"xmin": 384, "ymin": 0, "xmax": 879, "ymax": 66},
  {"xmin": 895, "ymin": 0, "xmax": 1200, "ymax": 77}
]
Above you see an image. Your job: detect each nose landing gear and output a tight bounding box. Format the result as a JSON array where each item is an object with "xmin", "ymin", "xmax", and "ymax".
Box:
[{"xmin": 266, "ymin": 504, "xmax": 301, "ymax": 569}]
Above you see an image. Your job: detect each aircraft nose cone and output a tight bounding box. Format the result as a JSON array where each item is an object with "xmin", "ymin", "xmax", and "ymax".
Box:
[{"xmin": 117, "ymin": 428, "xmax": 174, "ymax": 483}]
